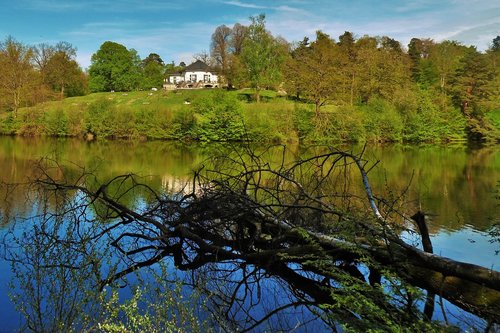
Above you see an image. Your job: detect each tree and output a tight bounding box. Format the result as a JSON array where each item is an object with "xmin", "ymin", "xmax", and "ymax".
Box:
[
  {"xmin": 355, "ymin": 36, "xmax": 412, "ymax": 104},
  {"xmin": 141, "ymin": 53, "xmax": 165, "ymax": 89},
  {"xmin": 451, "ymin": 49, "xmax": 495, "ymax": 140},
  {"xmin": 33, "ymin": 43, "xmax": 56, "ymax": 84},
  {"xmin": 429, "ymin": 40, "xmax": 468, "ymax": 93},
  {"xmin": 210, "ymin": 24, "xmax": 232, "ymax": 77},
  {"xmin": 491, "ymin": 35, "xmax": 500, "ymax": 52},
  {"xmin": 143, "ymin": 52, "xmax": 164, "ymax": 66},
  {"xmin": 284, "ymin": 31, "xmax": 347, "ymax": 115},
  {"xmin": 88, "ymin": 41, "xmax": 141, "ymax": 92},
  {"xmin": 338, "ymin": 31, "xmax": 357, "ymax": 105},
  {"xmin": 0, "ymin": 36, "xmax": 35, "ymax": 114},
  {"xmin": 239, "ymin": 14, "xmax": 287, "ymax": 102},
  {"xmin": 211, "ymin": 23, "xmax": 249, "ymax": 89},
  {"xmin": 31, "ymin": 42, "xmax": 87, "ymax": 99},
  {"xmin": 193, "ymin": 50, "xmax": 212, "ymax": 65},
  {"xmin": 486, "ymin": 37, "xmax": 500, "ymax": 124},
  {"xmin": 230, "ymin": 23, "xmax": 247, "ymax": 56},
  {"xmin": 44, "ymin": 43, "xmax": 85, "ymax": 99},
  {"xmin": 407, "ymin": 38, "xmax": 434, "ymax": 80}
]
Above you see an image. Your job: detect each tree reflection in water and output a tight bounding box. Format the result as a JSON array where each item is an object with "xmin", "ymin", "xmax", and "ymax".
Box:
[{"xmin": 3, "ymin": 145, "xmax": 499, "ymax": 332}]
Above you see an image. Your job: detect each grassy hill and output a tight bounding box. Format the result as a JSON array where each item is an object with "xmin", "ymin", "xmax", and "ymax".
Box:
[
  {"xmin": 0, "ymin": 89, "xmax": 303, "ymax": 142},
  {"xmin": 1, "ymin": 88, "xmax": 494, "ymax": 143}
]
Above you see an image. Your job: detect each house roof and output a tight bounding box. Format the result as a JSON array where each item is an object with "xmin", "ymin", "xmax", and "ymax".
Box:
[
  {"xmin": 165, "ymin": 60, "xmax": 218, "ymax": 78},
  {"xmin": 184, "ymin": 60, "xmax": 211, "ymax": 72}
]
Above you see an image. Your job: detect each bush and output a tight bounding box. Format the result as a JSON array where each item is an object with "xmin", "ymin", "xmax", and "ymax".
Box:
[
  {"xmin": 362, "ymin": 98, "xmax": 403, "ymax": 142},
  {"xmin": 84, "ymin": 98, "xmax": 117, "ymax": 138},
  {"xmin": 192, "ymin": 90, "xmax": 245, "ymax": 141},
  {"xmin": 66, "ymin": 108, "xmax": 85, "ymax": 137},
  {"xmin": 329, "ymin": 106, "xmax": 366, "ymax": 142},
  {"xmin": 293, "ymin": 104, "xmax": 315, "ymax": 140},
  {"xmin": 0, "ymin": 112, "xmax": 18, "ymax": 135},
  {"xmin": 44, "ymin": 108, "xmax": 68, "ymax": 136},
  {"xmin": 16, "ymin": 107, "xmax": 45, "ymax": 136},
  {"xmin": 402, "ymin": 90, "xmax": 466, "ymax": 142}
]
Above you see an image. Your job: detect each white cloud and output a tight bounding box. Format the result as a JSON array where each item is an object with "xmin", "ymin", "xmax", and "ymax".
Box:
[
  {"xmin": 222, "ymin": 0, "xmax": 305, "ymax": 15},
  {"xmin": 222, "ymin": 1, "xmax": 266, "ymax": 9}
]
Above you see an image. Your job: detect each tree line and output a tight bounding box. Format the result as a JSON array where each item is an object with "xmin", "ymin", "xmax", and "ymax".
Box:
[
  {"xmin": 207, "ymin": 15, "xmax": 499, "ymax": 141},
  {"xmin": 0, "ymin": 38, "xmax": 168, "ymax": 114},
  {"xmin": 1, "ymin": 15, "xmax": 498, "ymax": 141},
  {"xmin": 0, "ymin": 37, "xmax": 85, "ymax": 114}
]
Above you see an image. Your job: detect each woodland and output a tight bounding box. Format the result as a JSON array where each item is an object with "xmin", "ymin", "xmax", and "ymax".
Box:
[{"xmin": 0, "ymin": 15, "xmax": 498, "ymax": 143}]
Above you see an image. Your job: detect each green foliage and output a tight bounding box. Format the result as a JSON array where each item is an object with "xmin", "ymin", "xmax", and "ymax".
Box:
[
  {"xmin": 416, "ymin": 59, "xmax": 439, "ymax": 88},
  {"xmin": 88, "ymin": 41, "xmax": 142, "ymax": 92},
  {"xmin": 16, "ymin": 106, "xmax": 46, "ymax": 136},
  {"xmin": 134, "ymin": 107, "xmax": 174, "ymax": 139},
  {"xmin": 7, "ymin": 211, "xmax": 212, "ymax": 333},
  {"xmin": 292, "ymin": 104, "xmax": 315, "ymax": 139},
  {"xmin": 242, "ymin": 100, "xmax": 296, "ymax": 142},
  {"xmin": 239, "ymin": 14, "xmax": 287, "ymax": 102},
  {"xmin": 0, "ymin": 36, "xmax": 36, "ymax": 113},
  {"xmin": 91, "ymin": 276, "xmax": 210, "ymax": 333},
  {"xmin": 45, "ymin": 46, "xmax": 86, "ymax": 98},
  {"xmin": 362, "ymin": 98, "xmax": 404, "ymax": 142},
  {"xmin": 192, "ymin": 90, "xmax": 245, "ymax": 141},
  {"xmin": 330, "ymin": 106, "xmax": 366, "ymax": 142},
  {"xmin": 403, "ymin": 90, "xmax": 466, "ymax": 141},
  {"xmin": 284, "ymin": 31, "xmax": 348, "ymax": 114},
  {"xmin": 0, "ymin": 112, "xmax": 18, "ymax": 134},
  {"xmin": 44, "ymin": 107, "xmax": 68, "ymax": 136},
  {"xmin": 85, "ymin": 98, "xmax": 117, "ymax": 138},
  {"xmin": 140, "ymin": 54, "xmax": 165, "ymax": 90}
]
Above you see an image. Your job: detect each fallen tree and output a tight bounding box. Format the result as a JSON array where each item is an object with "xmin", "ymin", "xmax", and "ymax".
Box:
[{"xmin": 7, "ymin": 145, "xmax": 500, "ymax": 332}]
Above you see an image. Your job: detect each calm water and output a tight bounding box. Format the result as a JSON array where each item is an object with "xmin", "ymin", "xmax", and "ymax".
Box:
[{"xmin": 0, "ymin": 137, "xmax": 498, "ymax": 331}]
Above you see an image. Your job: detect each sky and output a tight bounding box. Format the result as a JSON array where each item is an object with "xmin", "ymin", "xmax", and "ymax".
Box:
[{"xmin": 0, "ymin": 0, "xmax": 498, "ymax": 69}]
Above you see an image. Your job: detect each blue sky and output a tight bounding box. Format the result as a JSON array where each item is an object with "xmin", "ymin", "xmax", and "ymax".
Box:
[{"xmin": 1, "ymin": 0, "xmax": 498, "ymax": 69}]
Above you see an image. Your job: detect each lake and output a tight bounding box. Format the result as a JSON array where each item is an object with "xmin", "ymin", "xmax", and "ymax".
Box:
[{"xmin": 0, "ymin": 136, "xmax": 498, "ymax": 331}]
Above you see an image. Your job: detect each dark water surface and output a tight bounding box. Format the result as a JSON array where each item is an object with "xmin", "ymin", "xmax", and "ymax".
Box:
[{"xmin": 0, "ymin": 137, "xmax": 498, "ymax": 331}]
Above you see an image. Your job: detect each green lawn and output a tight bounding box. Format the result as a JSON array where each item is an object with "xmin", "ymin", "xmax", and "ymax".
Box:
[{"xmin": 42, "ymin": 88, "xmax": 281, "ymax": 108}]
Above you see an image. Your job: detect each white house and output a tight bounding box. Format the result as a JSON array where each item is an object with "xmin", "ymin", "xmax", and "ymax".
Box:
[{"xmin": 164, "ymin": 60, "xmax": 219, "ymax": 89}]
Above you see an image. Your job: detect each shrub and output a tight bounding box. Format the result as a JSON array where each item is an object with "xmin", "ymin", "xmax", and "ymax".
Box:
[
  {"xmin": 0, "ymin": 112, "xmax": 18, "ymax": 135},
  {"xmin": 362, "ymin": 98, "xmax": 403, "ymax": 142},
  {"xmin": 402, "ymin": 90, "xmax": 466, "ymax": 142},
  {"xmin": 84, "ymin": 98, "xmax": 116, "ymax": 138},
  {"xmin": 16, "ymin": 107, "xmax": 45, "ymax": 136},
  {"xmin": 192, "ymin": 90, "xmax": 245, "ymax": 141},
  {"xmin": 44, "ymin": 108, "xmax": 68, "ymax": 137},
  {"xmin": 66, "ymin": 108, "xmax": 85, "ymax": 137},
  {"xmin": 292, "ymin": 104, "xmax": 315, "ymax": 140}
]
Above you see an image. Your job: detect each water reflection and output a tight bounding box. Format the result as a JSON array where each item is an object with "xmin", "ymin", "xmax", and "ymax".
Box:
[
  {"xmin": 0, "ymin": 137, "xmax": 498, "ymax": 331},
  {"xmin": 1, "ymin": 137, "xmax": 498, "ymax": 233}
]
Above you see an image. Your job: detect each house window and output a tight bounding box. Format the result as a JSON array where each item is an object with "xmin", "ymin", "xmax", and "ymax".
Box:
[
  {"xmin": 204, "ymin": 74, "xmax": 210, "ymax": 83},
  {"xmin": 189, "ymin": 74, "xmax": 197, "ymax": 82}
]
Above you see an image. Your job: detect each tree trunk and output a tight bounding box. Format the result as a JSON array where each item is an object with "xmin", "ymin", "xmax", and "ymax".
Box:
[
  {"xmin": 315, "ymin": 100, "xmax": 321, "ymax": 117},
  {"xmin": 350, "ymin": 72, "xmax": 355, "ymax": 106},
  {"xmin": 255, "ymin": 87, "xmax": 261, "ymax": 103},
  {"xmin": 60, "ymin": 82, "xmax": 65, "ymax": 100}
]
